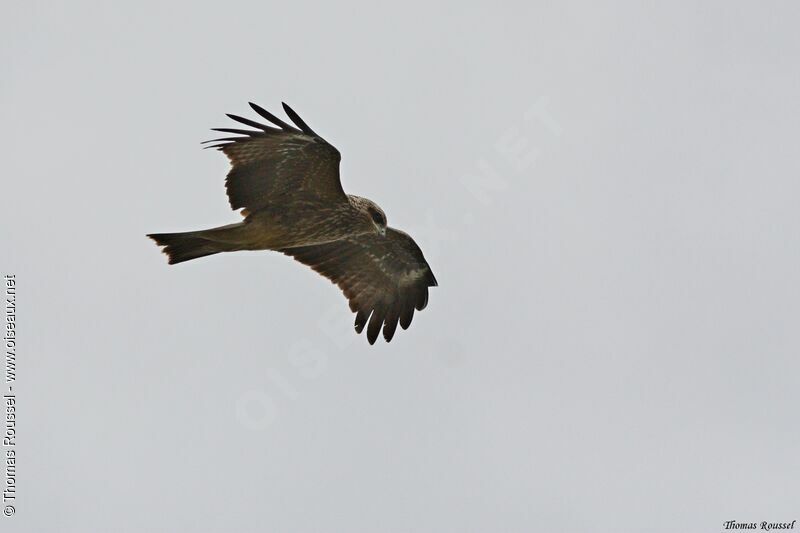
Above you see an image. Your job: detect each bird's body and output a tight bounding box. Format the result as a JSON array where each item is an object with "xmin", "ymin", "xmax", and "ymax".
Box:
[
  {"xmin": 173, "ymin": 195, "xmax": 377, "ymax": 254},
  {"xmin": 148, "ymin": 102, "xmax": 436, "ymax": 344}
]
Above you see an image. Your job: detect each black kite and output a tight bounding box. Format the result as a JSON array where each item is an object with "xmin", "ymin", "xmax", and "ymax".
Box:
[{"xmin": 148, "ymin": 102, "xmax": 437, "ymax": 344}]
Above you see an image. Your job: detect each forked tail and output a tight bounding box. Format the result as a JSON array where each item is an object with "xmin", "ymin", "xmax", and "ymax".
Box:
[{"xmin": 147, "ymin": 224, "xmax": 244, "ymax": 264}]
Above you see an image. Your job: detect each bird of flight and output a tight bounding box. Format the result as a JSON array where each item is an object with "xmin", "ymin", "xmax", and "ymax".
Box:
[{"xmin": 148, "ymin": 102, "xmax": 437, "ymax": 344}]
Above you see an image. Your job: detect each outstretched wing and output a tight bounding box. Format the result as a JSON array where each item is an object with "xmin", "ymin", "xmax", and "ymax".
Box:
[
  {"xmin": 204, "ymin": 102, "xmax": 346, "ymax": 214},
  {"xmin": 281, "ymin": 228, "xmax": 438, "ymax": 344}
]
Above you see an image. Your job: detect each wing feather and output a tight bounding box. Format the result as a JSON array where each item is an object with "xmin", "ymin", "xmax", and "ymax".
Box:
[
  {"xmin": 281, "ymin": 228, "xmax": 437, "ymax": 344},
  {"xmin": 225, "ymin": 113, "xmax": 276, "ymax": 132},
  {"xmin": 282, "ymin": 102, "xmax": 318, "ymax": 135},
  {"xmin": 249, "ymin": 102, "xmax": 299, "ymax": 132},
  {"xmin": 207, "ymin": 103, "xmax": 346, "ymax": 213}
]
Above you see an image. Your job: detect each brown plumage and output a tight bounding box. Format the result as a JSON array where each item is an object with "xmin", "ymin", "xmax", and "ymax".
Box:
[{"xmin": 148, "ymin": 102, "xmax": 437, "ymax": 344}]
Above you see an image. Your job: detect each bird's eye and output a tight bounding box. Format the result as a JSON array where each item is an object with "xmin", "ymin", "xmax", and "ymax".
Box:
[{"xmin": 371, "ymin": 211, "xmax": 384, "ymax": 225}]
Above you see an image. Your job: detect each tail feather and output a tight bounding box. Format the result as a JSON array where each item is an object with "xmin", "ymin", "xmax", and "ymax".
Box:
[{"xmin": 148, "ymin": 231, "xmax": 232, "ymax": 264}]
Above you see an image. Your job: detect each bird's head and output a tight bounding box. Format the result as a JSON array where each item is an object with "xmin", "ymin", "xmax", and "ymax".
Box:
[{"xmin": 350, "ymin": 195, "xmax": 387, "ymax": 236}]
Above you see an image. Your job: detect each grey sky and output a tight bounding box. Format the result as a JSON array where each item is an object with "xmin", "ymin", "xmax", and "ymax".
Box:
[{"xmin": 2, "ymin": 1, "xmax": 799, "ymax": 532}]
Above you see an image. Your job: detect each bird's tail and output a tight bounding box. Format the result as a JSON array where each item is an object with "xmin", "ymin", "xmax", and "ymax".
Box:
[{"xmin": 147, "ymin": 223, "xmax": 245, "ymax": 264}]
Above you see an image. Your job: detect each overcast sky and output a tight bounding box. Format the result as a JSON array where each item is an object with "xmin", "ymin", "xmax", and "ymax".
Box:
[{"xmin": 2, "ymin": 1, "xmax": 799, "ymax": 532}]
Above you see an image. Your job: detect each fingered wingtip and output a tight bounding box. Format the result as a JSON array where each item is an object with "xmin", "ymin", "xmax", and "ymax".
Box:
[
  {"xmin": 281, "ymin": 102, "xmax": 317, "ymax": 136},
  {"xmin": 248, "ymin": 102, "xmax": 297, "ymax": 131}
]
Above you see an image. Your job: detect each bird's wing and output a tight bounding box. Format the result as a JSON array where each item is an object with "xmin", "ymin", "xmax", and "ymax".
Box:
[
  {"xmin": 204, "ymin": 102, "xmax": 347, "ymax": 214},
  {"xmin": 281, "ymin": 228, "xmax": 438, "ymax": 344}
]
